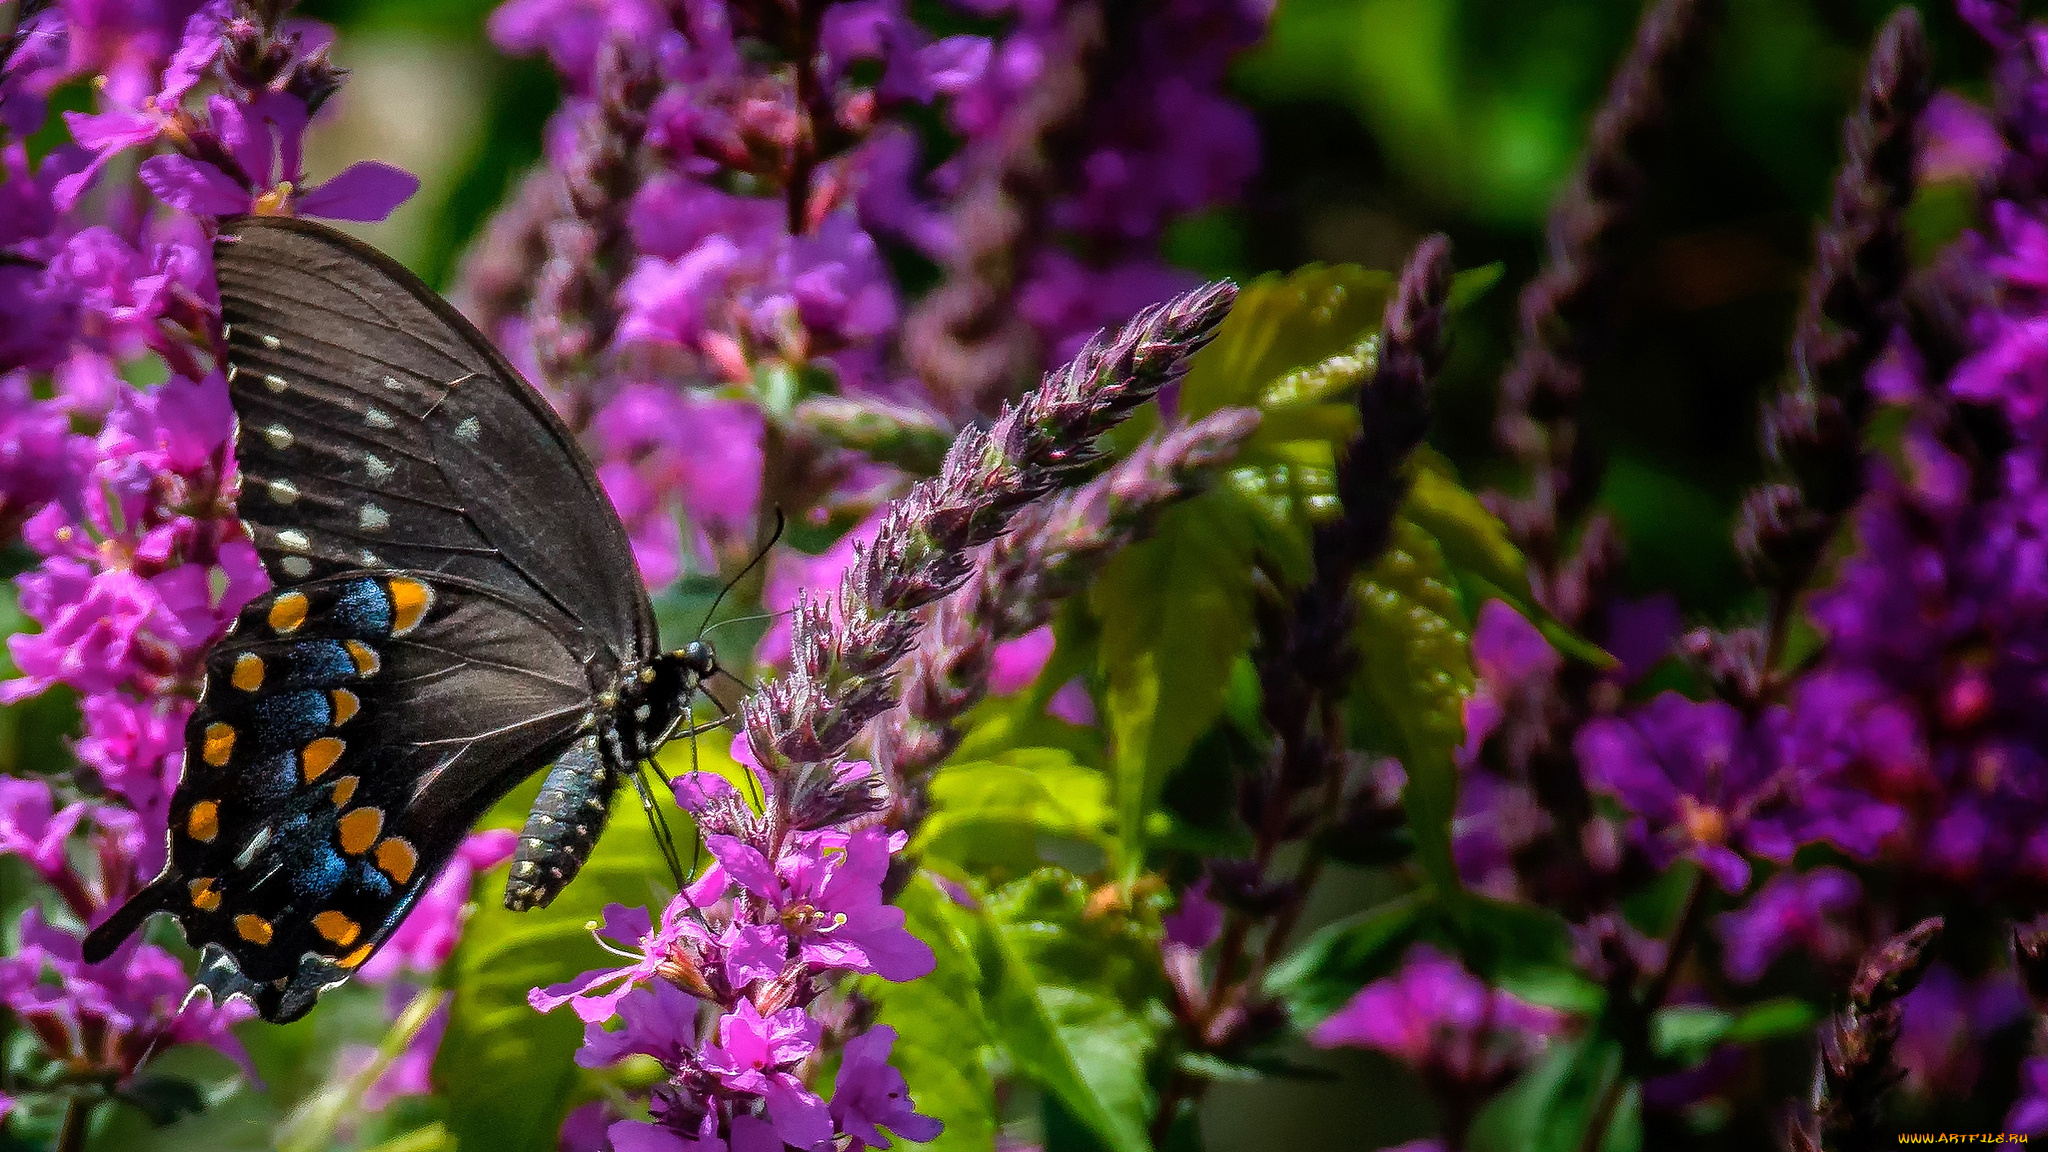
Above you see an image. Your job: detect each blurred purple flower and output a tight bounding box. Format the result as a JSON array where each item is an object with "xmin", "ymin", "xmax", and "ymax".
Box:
[
  {"xmin": 1309, "ymin": 944, "xmax": 1566, "ymax": 1080},
  {"xmin": 1894, "ymin": 965, "xmax": 2027, "ymax": 1101},
  {"xmin": 359, "ymin": 830, "xmax": 519, "ymax": 982},
  {"xmin": 830, "ymin": 1025, "xmax": 943, "ymax": 1149},
  {"xmin": 1714, "ymin": 866, "xmax": 1863, "ymax": 984},
  {"xmin": 1162, "ymin": 876, "xmax": 1223, "ymax": 950}
]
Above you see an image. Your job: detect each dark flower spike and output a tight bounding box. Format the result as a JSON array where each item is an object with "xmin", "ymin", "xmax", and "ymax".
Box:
[
  {"xmin": 876, "ymin": 404, "xmax": 1262, "ymax": 793},
  {"xmin": 1490, "ymin": 0, "xmax": 1714, "ymax": 595},
  {"xmin": 740, "ymin": 281, "xmax": 1236, "ymax": 800},
  {"xmin": 1741, "ymin": 7, "xmax": 1929, "ymax": 596},
  {"xmin": 1790, "ymin": 916, "xmax": 1944, "ymax": 1152},
  {"xmin": 530, "ymin": 36, "xmax": 660, "ymax": 422}
]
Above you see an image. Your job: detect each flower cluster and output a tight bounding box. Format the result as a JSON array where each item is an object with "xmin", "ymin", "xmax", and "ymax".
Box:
[
  {"xmin": 0, "ymin": 0, "xmax": 431, "ymax": 1121},
  {"xmin": 533, "ymin": 738, "xmax": 939, "ymax": 1151},
  {"xmin": 1308, "ymin": 944, "xmax": 1566, "ymax": 1090},
  {"xmin": 470, "ymin": 0, "xmax": 1271, "ymax": 591}
]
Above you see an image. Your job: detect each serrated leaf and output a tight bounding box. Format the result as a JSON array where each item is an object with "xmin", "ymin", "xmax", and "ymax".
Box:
[
  {"xmin": 1265, "ymin": 891, "xmax": 1431, "ymax": 1026},
  {"xmin": 1092, "ymin": 493, "xmax": 1260, "ymax": 883},
  {"xmin": 436, "ymin": 769, "xmax": 699, "ymax": 1152},
  {"xmin": 860, "ymin": 875, "xmax": 998, "ymax": 1152},
  {"xmin": 1404, "ymin": 454, "xmax": 1613, "ymax": 669},
  {"xmin": 979, "ymin": 871, "xmax": 1166, "ymax": 1152},
  {"xmin": 1348, "ymin": 517, "xmax": 1473, "ymax": 894},
  {"xmin": 915, "ymin": 749, "xmax": 1113, "ymax": 875},
  {"xmin": 1179, "ymin": 264, "xmax": 1392, "ymax": 421}
]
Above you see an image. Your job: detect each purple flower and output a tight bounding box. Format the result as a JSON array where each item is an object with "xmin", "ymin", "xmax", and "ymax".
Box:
[
  {"xmin": 1714, "ymin": 866, "xmax": 1863, "ymax": 984},
  {"xmin": 336, "ymin": 999, "xmax": 449, "ymax": 1112},
  {"xmin": 830, "ymin": 1025, "xmax": 943, "ymax": 1148},
  {"xmin": 1575, "ymin": 693, "xmax": 1799, "ymax": 892},
  {"xmin": 1161, "ymin": 877, "xmax": 1223, "ymax": 950},
  {"xmin": 1895, "ymin": 965, "xmax": 2027, "ymax": 1100},
  {"xmin": 2010, "ymin": 1057, "xmax": 2048, "ymax": 1134},
  {"xmin": 0, "ymin": 777, "xmax": 88, "ymax": 885},
  {"xmin": 699, "ymin": 999, "xmax": 832, "ymax": 1149},
  {"xmin": 1309, "ymin": 944, "xmax": 1566, "ymax": 1080},
  {"xmin": 530, "ymin": 899, "xmax": 712, "ymax": 1023},
  {"xmin": 706, "ymin": 826, "xmax": 936, "ymax": 981},
  {"xmin": 577, "ymin": 979, "xmax": 700, "ymax": 1069}
]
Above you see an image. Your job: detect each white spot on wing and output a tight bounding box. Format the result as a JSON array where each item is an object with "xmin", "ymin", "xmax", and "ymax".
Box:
[
  {"xmin": 453, "ymin": 416, "xmax": 481, "ymax": 443},
  {"xmin": 364, "ymin": 454, "xmax": 393, "ymax": 481},
  {"xmin": 234, "ymin": 826, "xmax": 272, "ymax": 868},
  {"xmin": 264, "ymin": 374, "xmax": 287, "ymax": 394},
  {"xmin": 359, "ymin": 504, "xmax": 389, "ymax": 532},
  {"xmin": 281, "ymin": 556, "xmax": 311, "ymax": 578},
  {"xmin": 260, "ymin": 334, "xmax": 280, "ymax": 350},
  {"xmin": 277, "ymin": 529, "xmax": 310, "ymax": 553},
  {"xmin": 266, "ymin": 479, "xmax": 299, "ymax": 505},
  {"xmin": 381, "ymin": 375, "xmax": 404, "ymax": 391},
  {"xmin": 365, "ymin": 407, "xmax": 395, "ymax": 430},
  {"xmin": 225, "ymin": 363, "xmax": 238, "ymax": 383},
  {"xmin": 359, "ymin": 549, "xmax": 383, "ymax": 566},
  {"xmin": 262, "ymin": 424, "xmax": 293, "ymax": 449}
]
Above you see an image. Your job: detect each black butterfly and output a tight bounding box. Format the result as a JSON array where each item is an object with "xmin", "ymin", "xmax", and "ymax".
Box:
[{"xmin": 83, "ymin": 216, "xmax": 726, "ymax": 1023}]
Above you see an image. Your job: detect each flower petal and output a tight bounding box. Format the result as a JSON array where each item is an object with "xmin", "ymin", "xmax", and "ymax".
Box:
[
  {"xmin": 295, "ymin": 161, "xmax": 420, "ymax": 222},
  {"xmin": 138, "ymin": 154, "xmax": 250, "ymax": 217}
]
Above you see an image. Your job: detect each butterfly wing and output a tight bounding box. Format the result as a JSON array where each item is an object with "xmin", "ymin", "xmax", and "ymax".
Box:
[
  {"xmin": 84, "ymin": 572, "xmax": 598, "ymax": 1022},
  {"xmin": 212, "ymin": 215, "xmax": 653, "ymax": 666}
]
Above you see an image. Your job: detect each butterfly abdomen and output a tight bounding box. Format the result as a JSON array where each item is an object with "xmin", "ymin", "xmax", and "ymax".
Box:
[{"xmin": 505, "ymin": 736, "xmax": 615, "ymax": 910}]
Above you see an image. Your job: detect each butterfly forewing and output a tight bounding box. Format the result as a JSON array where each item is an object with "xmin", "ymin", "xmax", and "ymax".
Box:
[{"xmin": 213, "ymin": 216, "xmax": 653, "ymax": 664}]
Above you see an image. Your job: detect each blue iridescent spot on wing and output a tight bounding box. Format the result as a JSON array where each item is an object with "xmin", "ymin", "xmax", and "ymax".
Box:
[
  {"xmin": 353, "ymin": 858, "xmax": 395, "ymax": 900},
  {"xmin": 291, "ymin": 842, "xmax": 350, "ymax": 901},
  {"xmin": 281, "ymin": 640, "xmax": 362, "ymax": 688},
  {"xmin": 250, "ymin": 690, "xmax": 333, "ymax": 750},
  {"xmin": 332, "ymin": 578, "xmax": 393, "ymax": 635}
]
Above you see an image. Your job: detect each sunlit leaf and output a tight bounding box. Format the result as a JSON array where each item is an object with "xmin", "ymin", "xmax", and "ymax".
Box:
[{"xmin": 860, "ymin": 875, "xmax": 998, "ymax": 1152}]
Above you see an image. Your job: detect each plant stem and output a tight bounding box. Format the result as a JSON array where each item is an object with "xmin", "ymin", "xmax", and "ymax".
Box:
[{"xmin": 1577, "ymin": 869, "xmax": 1709, "ymax": 1152}]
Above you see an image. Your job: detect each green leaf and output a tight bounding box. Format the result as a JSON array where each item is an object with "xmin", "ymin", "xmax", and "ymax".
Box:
[
  {"xmin": 1651, "ymin": 1005, "xmax": 1735, "ymax": 1065},
  {"xmin": 1723, "ymin": 996, "xmax": 1820, "ymax": 1044},
  {"xmin": 915, "ymin": 749, "xmax": 1114, "ymax": 876},
  {"xmin": 1469, "ymin": 1035, "xmax": 1637, "ymax": 1152},
  {"xmin": 1179, "ymin": 264, "xmax": 1391, "ymax": 421},
  {"xmin": 1264, "ymin": 891, "xmax": 1430, "ymax": 1026},
  {"xmin": 1446, "ymin": 896, "xmax": 1578, "ymax": 987},
  {"xmin": 1403, "ymin": 453, "xmax": 1613, "ymax": 669},
  {"xmin": 1447, "ymin": 262, "xmax": 1505, "ymax": 312},
  {"xmin": 860, "ymin": 875, "xmax": 998, "ymax": 1152},
  {"xmin": 979, "ymin": 870, "xmax": 1166, "ymax": 1152},
  {"xmin": 436, "ymin": 775, "xmax": 692, "ymax": 1152},
  {"xmin": 1091, "ymin": 492, "xmax": 1260, "ymax": 883},
  {"xmin": 1348, "ymin": 517, "xmax": 1473, "ymax": 894}
]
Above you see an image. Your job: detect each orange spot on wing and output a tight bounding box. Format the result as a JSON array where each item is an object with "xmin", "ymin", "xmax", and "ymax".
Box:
[
  {"xmin": 202, "ymin": 723, "xmax": 235, "ymax": 766},
  {"xmin": 188, "ymin": 877, "xmax": 221, "ymax": 911},
  {"xmin": 330, "ymin": 689, "xmax": 359, "ymax": 725},
  {"xmin": 268, "ymin": 592, "xmax": 308, "ymax": 634},
  {"xmin": 374, "ymin": 837, "xmax": 418, "ymax": 885},
  {"xmin": 231, "ymin": 653, "xmax": 264, "ymax": 691},
  {"xmin": 234, "ymin": 914, "xmax": 272, "ymax": 945},
  {"xmin": 312, "ymin": 910, "xmax": 361, "ymax": 947},
  {"xmin": 337, "ymin": 807, "xmax": 384, "ymax": 855},
  {"xmin": 387, "ymin": 578, "xmax": 432, "ymax": 635},
  {"xmin": 300, "ymin": 737, "xmax": 344, "ymax": 782},
  {"xmin": 344, "ymin": 640, "xmax": 380, "ymax": 676},
  {"xmin": 338, "ymin": 942, "xmax": 375, "ymax": 968},
  {"xmin": 186, "ymin": 800, "xmax": 219, "ymax": 842},
  {"xmin": 330, "ymin": 775, "xmax": 358, "ymax": 807}
]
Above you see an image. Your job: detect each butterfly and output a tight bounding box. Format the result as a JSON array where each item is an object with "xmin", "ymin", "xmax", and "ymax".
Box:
[{"xmin": 83, "ymin": 216, "xmax": 729, "ymax": 1023}]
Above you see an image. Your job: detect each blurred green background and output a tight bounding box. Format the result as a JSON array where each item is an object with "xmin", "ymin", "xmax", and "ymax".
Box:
[
  {"xmin": 276, "ymin": 1, "xmax": 1974, "ymax": 1144},
  {"xmin": 298, "ymin": 0, "xmax": 1987, "ymax": 635}
]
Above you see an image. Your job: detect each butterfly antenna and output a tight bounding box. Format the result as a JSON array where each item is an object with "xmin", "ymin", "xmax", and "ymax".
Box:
[
  {"xmin": 699, "ymin": 605, "xmax": 797, "ymax": 641},
  {"xmin": 696, "ymin": 508, "xmax": 786, "ymax": 639}
]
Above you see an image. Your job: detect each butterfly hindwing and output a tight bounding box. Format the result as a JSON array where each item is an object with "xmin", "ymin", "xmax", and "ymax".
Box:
[
  {"xmin": 85, "ymin": 571, "xmax": 601, "ymax": 1022},
  {"xmin": 213, "ymin": 215, "xmax": 654, "ymax": 665}
]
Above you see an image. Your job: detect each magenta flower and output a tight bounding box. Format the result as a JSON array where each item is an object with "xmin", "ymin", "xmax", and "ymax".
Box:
[
  {"xmin": 138, "ymin": 95, "xmax": 417, "ymax": 222},
  {"xmin": 699, "ymin": 999, "xmax": 832, "ymax": 1149},
  {"xmin": 1161, "ymin": 877, "xmax": 1223, "ymax": 950},
  {"xmin": 530, "ymin": 899, "xmax": 712, "ymax": 1023},
  {"xmin": 706, "ymin": 826, "xmax": 936, "ymax": 981},
  {"xmin": 577, "ymin": 980, "xmax": 700, "ymax": 1070},
  {"xmin": 0, "ymin": 777, "xmax": 88, "ymax": 885},
  {"xmin": 1310, "ymin": 944, "xmax": 1565, "ymax": 1081},
  {"xmin": 1714, "ymin": 867, "xmax": 1864, "ymax": 984},
  {"xmin": 830, "ymin": 1025, "xmax": 943, "ymax": 1148}
]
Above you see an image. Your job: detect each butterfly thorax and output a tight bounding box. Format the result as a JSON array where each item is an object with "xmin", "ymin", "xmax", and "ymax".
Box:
[{"xmin": 503, "ymin": 642, "xmax": 718, "ymax": 911}]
